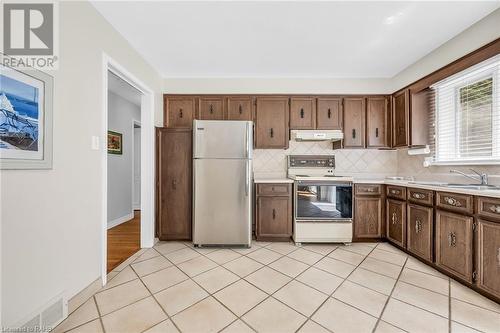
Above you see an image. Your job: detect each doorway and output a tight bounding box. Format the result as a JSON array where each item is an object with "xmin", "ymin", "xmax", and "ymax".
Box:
[
  {"xmin": 102, "ymin": 55, "xmax": 155, "ymax": 282},
  {"xmin": 106, "ymin": 71, "xmax": 142, "ymax": 272}
]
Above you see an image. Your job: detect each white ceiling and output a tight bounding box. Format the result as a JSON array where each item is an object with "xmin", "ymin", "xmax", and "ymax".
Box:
[
  {"xmin": 93, "ymin": 1, "xmax": 500, "ymax": 78},
  {"xmin": 108, "ymin": 71, "xmax": 142, "ymax": 106}
]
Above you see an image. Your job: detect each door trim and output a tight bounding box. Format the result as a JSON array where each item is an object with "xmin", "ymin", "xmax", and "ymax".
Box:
[{"xmin": 102, "ymin": 53, "xmax": 155, "ymax": 287}]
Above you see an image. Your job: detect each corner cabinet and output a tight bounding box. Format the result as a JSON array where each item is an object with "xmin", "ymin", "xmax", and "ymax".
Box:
[
  {"xmin": 255, "ymin": 183, "xmax": 292, "ymax": 241},
  {"xmin": 156, "ymin": 128, "xmax": 192, "ymax": 240},
  {"xmin": 392, "ymin": 89, "xmax": 409, "ymax": 147},
  {"xmin": 254, "ymin": 97, "xmax": 289, "ymax": 149}
]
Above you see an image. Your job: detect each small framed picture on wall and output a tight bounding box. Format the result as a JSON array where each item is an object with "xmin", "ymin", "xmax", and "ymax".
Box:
[{"xmin": 107, "ymin": 131, "xmax": 122, "ymax": 155}]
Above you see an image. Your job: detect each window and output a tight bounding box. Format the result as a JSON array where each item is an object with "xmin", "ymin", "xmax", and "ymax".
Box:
[{"xmin": 432, "ymin": 55, "xmax": 500, "ymax": 165}]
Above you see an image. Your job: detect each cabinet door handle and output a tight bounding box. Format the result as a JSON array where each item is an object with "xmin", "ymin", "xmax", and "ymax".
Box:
[
  {"xmin": 172, "ymin": 179, "xmax": 177, "ymax": 190},
  {"xmin": 415, "ymin": 219, "xmax": 422, "ymax": 234},
  {"xmin": 179, "ymin": 108, "xmax": 183, "ymax": 118},
  {"xmin": 272, "ymin": 209, "xmax": 276, "ymax": 219},
  {"xmin": 489, "ymin": 205, "xmax": 500, "ymax": 214},
  {"xmin": 497, "ymin": 248, "xmax": 500, "ymax": 267},
  {"xmin": 327, "ymin": 108, "xmax": 331, "ymax": 118},
  {"xmin": 239, "ymin": 104, "xmax": 243, "ymax": 114},
  {"xmin": 270, "ymin": 128, "xmax": 274, "ymax": 138},
  {"xmin": 300, "ymin": 108, "xmax": 304, "ymax": 118},
  {"xmin": 444, "ymin": 196, "xmax": 462, "ymax": 207},
  {"xmin": 375, "ymin": 128, "xmax": 379, "ymax": 138},
  {"xmin": 209, "ymin": 104, "xmax": 214, "ymax": 114},
  {"xmin": 352, "ymin": 129, "xmax": 356, "ymax": 139},
  {"xmin": 413, "ymin": 193, "xmax": 425, "ymax": 199},
  {"xmin": 448, "ymin": 232, "xmax": 457, "ymax": 247},
  {"xmin": 391, "ymin": 212, "xmax": 397, "ymax": 224}
]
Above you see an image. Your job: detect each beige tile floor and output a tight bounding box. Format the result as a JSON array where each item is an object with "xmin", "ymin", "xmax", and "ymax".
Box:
[{"xmin": 54, "ymin": 241, "xmax": 500, "ymax": 333}]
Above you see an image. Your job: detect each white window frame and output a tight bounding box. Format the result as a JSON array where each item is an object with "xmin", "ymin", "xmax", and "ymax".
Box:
[{"xmin": 431, "ymin": 56, "xmax": 500, "ymax": 166}]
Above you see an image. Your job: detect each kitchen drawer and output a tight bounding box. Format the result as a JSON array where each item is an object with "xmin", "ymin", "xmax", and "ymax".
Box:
[
  {"xmin": 407, "ymin": 188, "xmax": 434, "ymax": 206},
  {"xmin": 386, "ymin": 185, "xmax": 406, "ymax": 200},
  {"xmin": 257, "ymin": 183, "xmax": 291, "ymax": 196},
  {"xmin": 436, "ymin": 191, "xmax": 473, "ymax": 215},
  {"xmin": 355, "ymin": 184, "xmax": 382, "ymax": 196},
  {"xmin": 476, "ymin": 196, "xmax": 500, "ymax": 222}
]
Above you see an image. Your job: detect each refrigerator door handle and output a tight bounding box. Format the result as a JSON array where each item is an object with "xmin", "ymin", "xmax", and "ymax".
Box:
[
  {"xmin": 245, "ymin": 160, "xmax": 249, "ymax": 196},
  {"xmin": 245, "ymin": 122, "xmax": 250, "ymax": 158}
]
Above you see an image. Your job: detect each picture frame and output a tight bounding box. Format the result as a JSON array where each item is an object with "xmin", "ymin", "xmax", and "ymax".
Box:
[
  {"xmin": 107, "ymin": 130, "xmax": 123, "ymax": 155},
  {"xmin": 0, "ymin": 53, "xmax": 54, "ymax": 169}
]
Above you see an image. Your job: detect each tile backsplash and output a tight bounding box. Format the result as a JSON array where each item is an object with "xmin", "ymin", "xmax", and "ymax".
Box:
[
  {"xmin": 397, "ymin": 149, "xmax": 500, "ymax": 184},
  {"xmin": 253, "ymin": 141, "xmax": 398, "ymax": 177}
]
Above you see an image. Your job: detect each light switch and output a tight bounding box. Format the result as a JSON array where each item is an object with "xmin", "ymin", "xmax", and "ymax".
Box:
[{"xmin": 91, "ymin": 136, "xmax": 100, "ymax": 150}]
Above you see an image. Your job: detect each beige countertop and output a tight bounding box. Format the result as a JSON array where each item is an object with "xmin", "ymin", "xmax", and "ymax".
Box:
[{"xmin": 354, "ymin": 178, "xmax": 500, "ymax": 199}]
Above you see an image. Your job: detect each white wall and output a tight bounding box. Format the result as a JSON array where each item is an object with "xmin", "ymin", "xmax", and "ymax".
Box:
[
  {"xmin": 0, "ymin": 1, "xmax": 162, "ymax": 327},
  {"xmin": 107, "ymin": 91, "xmax": 140, "ymax": 226},
  {"xmin": 390, "ymin": 8, "xmax": 500, "ymax": 91}
]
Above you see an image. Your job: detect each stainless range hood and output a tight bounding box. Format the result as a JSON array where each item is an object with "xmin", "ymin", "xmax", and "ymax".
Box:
[{"xmin": 292, "ymin": 130, "xmax": 344, "ymax": 142}]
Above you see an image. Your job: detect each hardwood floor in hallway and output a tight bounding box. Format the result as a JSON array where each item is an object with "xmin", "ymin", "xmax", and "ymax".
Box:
[{"xmin": 107, "ymin": 211, "xmax": 141, "ymax": 272}]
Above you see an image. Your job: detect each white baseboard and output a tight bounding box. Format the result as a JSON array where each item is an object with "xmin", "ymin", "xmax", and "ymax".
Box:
[
  {"xmin": 107, "ymin": 212, "xmax": 134, "ymax": 229},
  {"xmin": 133, "ymin": 204, "xmax": 141, "ymax": 210}
]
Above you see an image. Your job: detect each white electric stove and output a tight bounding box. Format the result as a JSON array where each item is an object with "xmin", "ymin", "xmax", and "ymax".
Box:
[{"xmin": 287, "ymin": 155, "xmax": 353, "ymax": 245}]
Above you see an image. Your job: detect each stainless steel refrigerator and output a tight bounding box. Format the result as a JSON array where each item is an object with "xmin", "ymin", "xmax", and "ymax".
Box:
[{"xmin": 193, "ymin": 120, "xmax": 253, "ymax": 246}]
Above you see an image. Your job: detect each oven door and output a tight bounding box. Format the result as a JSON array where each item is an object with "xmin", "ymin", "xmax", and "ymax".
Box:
[{"xmin": 294, "ymin": 181, "xmax": 353, "ymax": 221}]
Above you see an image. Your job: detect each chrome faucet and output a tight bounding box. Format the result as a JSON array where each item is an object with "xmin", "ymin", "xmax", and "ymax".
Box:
[{"xmin": 450, "ymin": 169, "xmax": 488, "ymax": 185}]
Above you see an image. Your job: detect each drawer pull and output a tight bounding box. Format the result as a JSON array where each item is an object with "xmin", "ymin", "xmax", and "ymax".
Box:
[
  {"xmin": 444, "ymin": 196, "xmax": 462, "ymax": 207},
  {"xmin": 366, "ymin": 188, "xmax": 375, "ymax": 192},
  {"xmin": 489, "ymin": 205, "xmax": 500, "ymax": 214},
  {"xmin": 415, "ymin": 219, "xmax": 422, "ymax": 234},
  {"xmin": 412, "ymin": 193, "xmax": 425, "ymax": 199},
  {"xmin": 272, "ymin": 209, "xmax": 276, "ymax": 219},
  {"xmin": 448, "ymin": 232, "xmax": 457, "ymax": 247},
  {"xmin": 391, "ymin": 189, "xmax": 400, "ymax": 195}
]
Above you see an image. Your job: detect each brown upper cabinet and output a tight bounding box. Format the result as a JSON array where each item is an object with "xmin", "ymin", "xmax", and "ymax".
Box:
[
  {"xmin": 290, "ymin": 97, "xmax": 316, "ymax": 129},
  {"xmin": 343, "ymin": 97, "xmax": 366, "ymax": 148},
  {"xmin": 198, "ymin": 96, "xmax": 224, "ymax": 120},
  {"xmin": 366, "ymin": 96, "xmax": 389, "ymax": 148},
  {"xmin": 392, "ymin": 89, "xmax": 409, "ymax": 147},
  {"xmin": 317, "ymin": 97, "xmax": 343, "ymax": 130},
  {"xmin": 164, "ymin": 96, "xmax": 196, "ymax": 128},
  {"xmin": 409, "ymin": 89, "xmax": 431, "ymax": 147},
  {"xmin": 254, "ymin": 97, "xmax": 289, "ymax": 149},
  {"xmin": 226, "ymin": 96, "xmax": 253, "ymax": 121}
]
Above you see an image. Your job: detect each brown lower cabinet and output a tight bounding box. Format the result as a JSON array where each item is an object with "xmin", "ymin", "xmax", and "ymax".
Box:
[
  {"xmin": 386, "ymin": 199, "xmax": 406, "ymax": 248},
  {"xmin": 435, "ymin": 209, "xmax": 473, "ymax": 283},
  {"xmin": 255, "ymin": 183, "xmax": 292, "ymax": 241},
  {"xmin": 156, "ymin": 128, "xmax": 192, "ymax": 240},
  {"xmin": 476, "ymin": 219, "xmax": 500, "ymax": 299},
  {"xmin": 354, "ymin": 184, "xmax": 383, "ymax": 239},
  {"xmin": 406, "ymin": 204, "xmax": 433, "ymax": 262}
]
